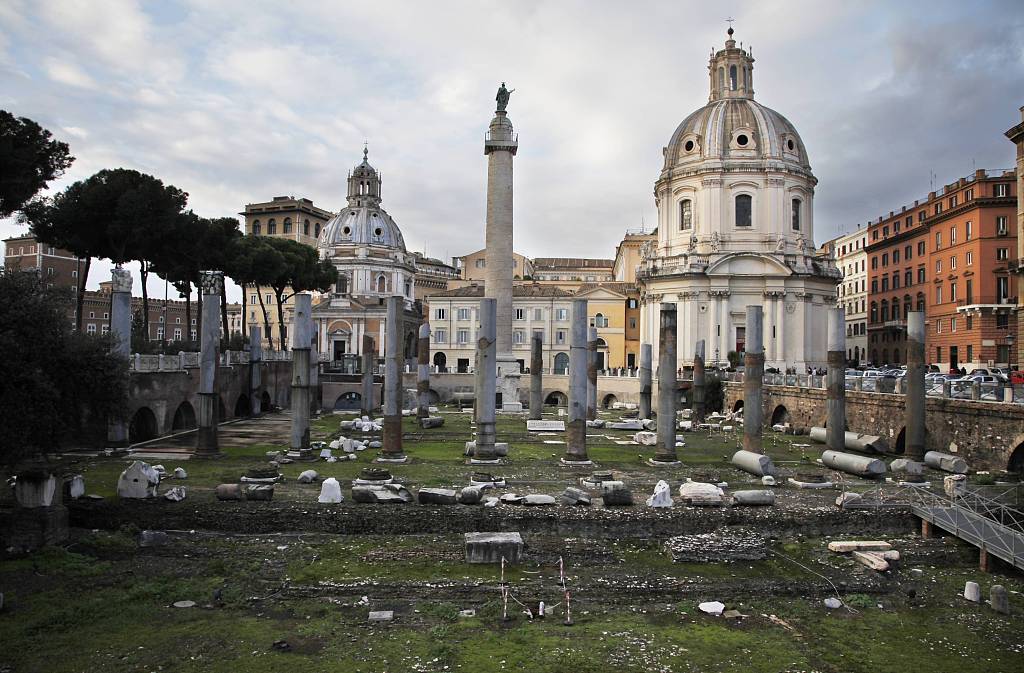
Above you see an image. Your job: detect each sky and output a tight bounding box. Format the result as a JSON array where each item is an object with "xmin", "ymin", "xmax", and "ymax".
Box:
[{"xmin": 2, "ymin": 0, "xmax": 1023, "ymax": 302}]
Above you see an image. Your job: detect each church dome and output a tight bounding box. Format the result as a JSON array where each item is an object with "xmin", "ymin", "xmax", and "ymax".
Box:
[
  {"xmin": 662, "ymin": 29, "xmax": 812, "ymax": 178},
  {"xmin": 318, "ymin": 147, "xmax": 407, "ymax": 253}
]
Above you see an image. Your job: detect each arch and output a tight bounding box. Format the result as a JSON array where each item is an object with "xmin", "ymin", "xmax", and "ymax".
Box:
[
  {"xmin": 729, "ymin": 64, "xmax": 737, "ymax": 90},
  {"xmin": 234, "ymin": 394, "xmax": 251, "ymax": 418},
  {"xmin": 894, "ymin": 427, "xmax": 906, "ymax": 455},
  {"xmin": 334, "ymin": 391, "xmax": 362, "ymax": 411},
  {"xmin": 376, "ymin": 275, "xmax": 388, "ymax": 293},
  {"xmin": 171, "ymin": 401, "xmax": 196, "ymax": 431},
  {"xmin": 770, "ymin": 404, "xmax": 790, "ymax": 427},
  {"xmin": 732, "ymin": 399, "xmax": 744, "ymax": 413},
  {"xmin": 405, "ymin": 331, "xmax": 416, "ymax": 359},
  {"xmin": 252, "ymin": 219, "xmax": 261, "ymax": 235},
  {"xmin": 261, "ymin": 391, "xmax": 272, "ymax": 410},
  {"xmin": 545, "ymin": 391, "xmax": 568, "ymax": 407},
  {"xmin": 283, "ymin": 217, "xmax": 292, "ymax": 234},
  {"xmin": 129, "ymin": 407, "xmax": 158, "ymax": 444},
  {"xmin": 553, "ymin": 352, "xmax": 569, "ymax": 375},
  {"xmin": 601, "ymin": 393, "xmax": 618, "ymax": 409},
  {"xmin": 433, "ymin": 351, "xmax": 447, "ymax": 372},
  {"xmin": 267, "ymin": 218, "xmax": 277, "ymax": 235},
  {"xmin": 1008, "ymin": 441, "xmax": 1024, "ymax": 473},
  {"xmin": 303, "ymin": 219, "xmax": 310, "ymax": 235}
]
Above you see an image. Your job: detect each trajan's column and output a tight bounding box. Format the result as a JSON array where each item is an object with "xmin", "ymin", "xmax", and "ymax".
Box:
[{"xmin": 484, "ymin": 82, "xmax": 522, "ymax": 411}]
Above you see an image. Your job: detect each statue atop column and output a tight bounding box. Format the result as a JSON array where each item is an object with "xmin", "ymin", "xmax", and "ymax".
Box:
[{"xmin": 496, "ymin": 82, "xmax": 514, "ymax": 112}]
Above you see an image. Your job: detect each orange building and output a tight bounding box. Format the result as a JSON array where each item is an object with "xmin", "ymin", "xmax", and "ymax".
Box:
[{"xmin": 866, "ymin": 169, "xmax": 1017, "ymax": 369}]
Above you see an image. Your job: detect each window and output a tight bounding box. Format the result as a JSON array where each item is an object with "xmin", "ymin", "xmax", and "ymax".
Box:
[
  {"xmin": 513, "ymin": 330, "xmax": 524, "ymax": 344},
  {"xmin": 283, "ymin": 217, "xmax": 292, "ymax": 234},
  {"xmin": 995, "ymin": 183, "xmax": 1009, "ymax": 197},
  {"xmin": 457, "ymin": 329, "xmax": 469, "ymax": 344},
  {"xmin": 101, "ymin": 325, "xmax": 109, "ymax": 335},
  {"xmin": 266, "ymin": 294, "xmax": 272, "ymax": 304},
  {"xmin": 904, "ymin": 270, "xmax": 912, "ymax": 287},
  {"xmin": 303, "ymin": 219, "xmax": 310, "ymax": 235},
  {"xmin": 893, "ymin": 249, "xmax": 900, "ymax": 264},
  {"xmin": 966, "ymin": 251, "xmax": 973, "ymax": 265},
  {"xmin": 475, "ymin": 259, "xmax": 486, "ymax": 268},
  {"xmin": 936, "ymin": 286, "xmax": 942, "ymax": 304},
  {"xmin": 871, "ymin": 256, "xmax": 878, "ymax": 270},
  {"xmin": 935, "ymin": 259, "xmax": 941, "ymax": 274},
  {"xmin": 950, "ymin": 195, "xmax": 958, "ymax": 209},
  {"xmin": 918, "ymin": 210, "xmax": 926, "ymax": 222},
  {"xmin": 191, "ymin": 330, "xmax": 196, "ymax": 340},
  {"xmin": 267, "ymin": 219, "xmax": 277, "ymax": 235},
  {"xmin": 951, "ymin": 317, "xmax": 957, "ymax": 332},
  {"xmin": 883, "ymin": 226, "xmax": 889, "ymax": 238},
  {"xmin": 917, "ymin": 241, "xmax": 925, "ymax": 255},
  {"xmin": 594, "ymin": 313, "xmax": 609, "ymax": 328},
  {"xmin": 950, "ymin": 226, "xmax": 957, "ymax": 244},
  {"xmin": 934, "ymin": 202, "xmax": 943, "ymax": 215},
  {"xmin": 556, "ymin": 330, "xmax": 566, "ymax": 344},
  {"xmin": 456, "ymin": 308, "xmax": 470, "ymax": 320},
  {"xmin": 936, "ymin": 346, "xmax": 942, "ymax": 362},
  {"xmin": 792, "ymin": 198, "xmax": 801, "ymax": 231},
  {"xmin": 892, "ymin": 273, "xmax": 900, "ymax": 289},
  {"xmin": 965, "ymin": 221, "xmax": 972, "ymax": 240},
  {"xmin": 735, "ymin": 194, "xmax": 752, "ymax": 227},
  {"xmin": 315, "ymin": 222, "xmax": 321, "ymax": 237},
  {"xmin": 533, "ymin": 308, "xmax": 543, "ymax": 321},
  {"xmin": 679, "ymin": 199, "xmax": 693, "ymax": 230},
  {"xmin": 894, "ymin": 220, "xmax": 901, "ymax": 233},
  {"xmin": 997, "ymin": 313, "xmax": 1009, "ymax": 329},
  {"xmin": 965, "ymin": 188, "xmax": 974, "ymax": 201},
  {"xmin": 871, "ymin": 279, "xmax": 878, "ymax": 293},
  {"xmin": 950, "ymin": 282, "xmax": 957, "ymax": 302},
  {"xmin": 935, "ymin": 319, "xmax": 942, "ymax": 334},
  {"xmin": 997, "ymin": 216, "xmax": 1008, "ymax": 236},
  {"xmin": 950, "ymin": 256, "xmax": 957, "ymax": 270},
  {"xmin": 627, "ymin": 298, "xmax": 638, "ymax": 309},
  {"xmin": 89, "ymin": 311, "xmax": 95, "ymax": 319},
  {"xmin": 156, "ymin": 327, "xmax": 164, "ymax": 340},
  {"xmin": 252, "ymin": 220, "xmax": 261, "ymax": 235},
  {"xmin": 870, "ymin": 302, "xmax": 878, "ymax": 323},
  {"xmin": 515, "ymin": 308, "xmax": 525, "ymax": 320},
  {"xmin": 87, "ymin": 324, "xmax": 97, "ymax": 334},
  {"xmin": 434, "ymin": 329, "xmax": 447, "ymax": 344},
  {"xmin": 966, "ymin": 279, "xmax": 973, "ymax": 303},
  {"xmin": 967, "ymin": 345, "xmax": 973, "ymax": 362},
  {"xmin": 997, "ymin": 248, "xmax": 1009, "ymax": 261},
  {"xmin": 104, "ymin": 312, "xmax": 109, "ymax": 319},
  {"xmin": 967, "ymin": 315, "xmax": 973, "ymax": 330},
  {"xmin": 435, "ymin": 308, "xmax": 447, "ymax": 320},
  {"xmin": 556, "ymin": 308, "xmax": 568, "ymax": 321},
  {"xmin": 998, "ymin": 277, "xmax": 1009, "ymax": 301},
  {"xmin": 71, "ymin": 269, "xmax": 78, "ymax": 278},
  {"xmin": 174, "ymin": 328, "xmax": 182, "ymax": 340},
  {"xmin": 251, "ymin": 294, "xmax": 257, "ymax": 304},
  {"xmin": 175, "ymin": 317, "xmax": 181, "ymax": 324},
  {"xmin": 882, "ymin": 253, "xmax": 889, "ymax": 267},
  {"xmin": 729, "ymin": 64, "xmax": 737, "ymax": 90},
  {"xmin": 881, "ymin": 277, "xmax": 888, "ymax": 292},
  {"xmin": 935, "ymin": 231, "xmax": 941, "ymax": 249}
]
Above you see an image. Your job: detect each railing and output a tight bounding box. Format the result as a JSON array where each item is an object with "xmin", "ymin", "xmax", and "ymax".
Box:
[
  {"xmin": 129, "ymin": 349, "xmax": 291, "ymax": 372},
  {"xmin": 956, "ymin": 295, "xmax": 1017, "ymax": 308}
]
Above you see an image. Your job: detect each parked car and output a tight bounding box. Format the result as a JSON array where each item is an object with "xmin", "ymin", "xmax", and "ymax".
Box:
[{"xmin": 1011, "ymin": 371, "xmax": 1024, "ymax": 385}]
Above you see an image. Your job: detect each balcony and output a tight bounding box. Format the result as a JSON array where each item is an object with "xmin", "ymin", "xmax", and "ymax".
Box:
[{"xmin": 956, "ymin": 296, "xmax": 1018, "ymax": 314}]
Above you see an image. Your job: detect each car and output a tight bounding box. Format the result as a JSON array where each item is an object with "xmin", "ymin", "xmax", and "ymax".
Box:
[
  {"xmin": 927, "ymin": 364, "xmax": 941, "ymax": 373},
  {"xmin": 1011, "ymin": 371, "xmax": 1024, "ymax": 385},
  {"xmin": 970, "ymin": 368, "xmax": 992, "ymax": 376}
]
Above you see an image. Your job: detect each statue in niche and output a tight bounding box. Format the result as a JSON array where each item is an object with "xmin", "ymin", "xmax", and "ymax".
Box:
[
  {"xmin": 689, "ymin": 235, "xmax": 698, "ymax": 251},
  {"xmin": 775, "ymin": 235, "xmax": 786, "ymax": 253},
  {"xmin": 496, "ymin": 82, "xmax": 515, "ymax": 112},
  {"xmin": 710, "ymin": 231, "xmax": 721, "ymax": 252}
]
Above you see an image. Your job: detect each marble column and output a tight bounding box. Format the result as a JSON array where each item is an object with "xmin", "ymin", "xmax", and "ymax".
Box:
[
  {"xmin": 249, "ymin": 325, "xmax": 263, "ymax": 416},
  {"xmin": 360, "ymin": 334, "xmax": 376, "ymax": 416},
  {"xmin": 826, "ymin": 308, "xmax": 846, "ymax": 452},
  {"xmin": 653, "ymin": 303, "xmax": 680, "ymax": 464},
  {"xmin": 290, "ymin": 293, "xmax": 312, "ymax": 453},
  {"xmin": 775, "ymin": 293, "xmax": 785, "ymax": 367},
  {"xmin": 309, "ymin": 329, "xmax": 320, "ymax": 416},
  {"xmin": 564, "ymin": 299, "xmax": 590, "ymax": 463},
  {"xmin": 196, "ymin": 270, "xmax": 223, "ymax": 456},
  {"xmin": 417, "ymin": 320, "xmax": 430, "ymax": 419},
  {"xmin": 742, "ymin": 305, "xmax": 764, "ymax": 454},
  {"xmin": 473, "ymin": 298, "xmax": 499, "ymax": 462},
  {"xmin": 107, "ymin": 266, "xmax": 132, "ymax": 446},
  {"xmin": 638, "ymin": 343, "xmax": 653, "ymax": 420},
  {"xmin": 586, "ymin": 327, "xmax": 598, "ymax": 421},
  {"xmin": 692, "ymin": 339, "xmax": 706, "ymax": 424},
  {"xmin": 529, "ymin": 335, "xmax": 543, "ymax": 420},
  {"xmin": 905, "ymin": 311, "xmax": 926, "ymax": 460},
  {"xmin": 378, "ymin": 296, "xmax": 407, "ymax": 462}
]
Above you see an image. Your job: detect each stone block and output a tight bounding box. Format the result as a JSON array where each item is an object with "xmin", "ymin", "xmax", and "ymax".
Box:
[
  {"xmin": 418, "ymin": 488, "xmax": 458, "ymax": 505},
  {"xmin": 139, "ymin": 530, "xmax": 169, "ymax": 547},
  {"xmin": 318, "ymin": 478, "xmax": 343, "ymax": 503},
  {"xmin": 827, "ymin": 541, "xmax": 892, "ymax": 553},
  {"xmin": 117, "ymin": 462, "xmax": 160, "ymax": 499},
  {"xmin": 420, "ymin": 416, "xmax": 445, "ymax": 429},
  {"xmin": 457, "ymin": 486, "xmax": 484, "ymax": 505},
  {"xmin": 527, "ymin": 420, "xmax": 565, "ymax": 431},
  {"xmin": 924, "ymin": 451, "xmax": 969, "ymax": 474},
  {"xmin": 64, "ymin": 475, "xmax": 85, "ymax": 501},
  {"xmin": 14, "ymin": 472, "xmax": 58, "ymax": 508},
  {"xmin": 633, "ymin": 431, "xmax": 657, "ymax": 446},
  {"xmin": 368, "ymin": 610, "xmax": 394, "ymax": 623},
  {"xmin": 851, "ymin": 550, "xmax": 890, "ymax": 571},
  {"xmin": 561, "ymin": 487, "xmax": 591, "ymax": 506},
  {"xmin": 465, "ymin": 532, "xmax": 523, "ymax": 564},
  {"xmin": 963, "ymin": 581, "xmax": 981, "ymax": 602},
  {"xmin": 731, "ymin": 490, "xmax": 775, "ymax": 506},
  {"xmin": 215, "ymin": 484, "xmax": 243, "ymax": 501},
  {"xmin": 521, "ymin": 494, "xmax": 557, "ymax": 506},
  {"xmin": 677, "ymin": 481, "xmax": 725, "ymax": 506},
  {"xmin": 889, "ymin": 459, "xmax": 925, "ymax": 476},
  {"xmin": 352, "ymin": 484, "xmax": 413, "ymax": 504},
  {"xmin": 601, "ymin": 481, "xmax": 633, "ymax": 506},
  {"xmin": 246, "ymin": 485, "xmax": 274, "ymax": 501},
  {"xmin": 990, "ymin": 585, "xmax": 1009, "ymax": 614},
  {"xmin": 298, "ymin": 470, "xmax": 318, "ymax": 484}
]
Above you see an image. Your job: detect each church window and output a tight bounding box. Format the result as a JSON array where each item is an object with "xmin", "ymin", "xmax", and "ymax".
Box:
[
  {"xmin": 376, "ymin": 275, "xmax": 387, "ymax": 293},
  {"xmin": 787, "ymin": 139, "xmax": 795, "ymax": 151},
  {"xmin": 303, "ymin": 219, "xmax": 310, "ymax": 235},
  {"xmin": 718, "ymin": 67, "xmax": 725, "ymax": 92},
  {"xmin": 374, "ymin": 227, "xmax": 383, "ymax": 238},
  {"xmin": 736, "ymin": 133, "xmax": 749, "ymax": 147},
  {"xmin": 315, "ymin": 223, "xmax": 321, "ymax": 237},
  {"xmin": 791, "ymin": 198, "xmax": 801, "ymax": 231},
  {"xmin": 734, "ymin": 194, "xmax": 752, "ymax": 227},
  {"xmin": 252, "ymin": 220, "xmax": 261, "ymax": 235},
  {"xmin": 679, "ymin": 199, "xmax": 693, "ymax": 230},
  {"xmin": 684, "ymin": 140, "xmax": 695, "ymax": 152},
  {"xmin": 283, "ymin": 217, "xmax": 292, "ymax": 234},
  {"xmin": 729, "ymin": 65, "xmax": 737, "ymax": 90},
  {"xmin": 267, "ymin": 219, "xmax": 277, "ymax": 235},
  {"xmin": 342, "ymin": 226, "xmax": 351, "ymax": 236}
]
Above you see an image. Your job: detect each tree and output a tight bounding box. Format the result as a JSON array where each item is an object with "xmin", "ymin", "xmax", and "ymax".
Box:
[
  {"xmin": 0, "ymin": 269, "xmax": 127, "ymax": 467},
  {"xmin": 0, "ymin": 110, "xmax": 74, "ymax": 218},
  {"xmin": 263, "ymin": 237, "xmax": 337, "ymax": 348},
  {"xmin": 202, "ymin": 216, "xmax": 243, "ymax": 339},
  {"xmin": 225, "ymin": 235, "xmax": 286, "ymax": 349}
]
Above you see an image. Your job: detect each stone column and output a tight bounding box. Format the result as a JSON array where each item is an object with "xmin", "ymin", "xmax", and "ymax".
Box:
[
  {"xmin": 654, "ymin": 303, "xmax": 679, "ymax": 464},
  {"xmin": 905, "ymin": 311, "xmax": 926, "ymax": 460},
  {"xmin": 249, "ymin": 325, "xmax": 263, "ymax": 416},
  {"xmin": 742, "ymin": 305, "xmax": 764, "ymax": 454},
  {"xmin": 290, "ymin": 293, "xmax": 312, "ymax": 453},
  {"xmin": 473, "ymin": 298, "xmax": 499, "ymax": 462},
  {"xmin": 360, "ymin": 334, "xmax": 376, "ymax": 416},
  {"xmin": 565, "ymin": 299, "xmax": 590, "ymax": 463},
  {"xmin": 309, "ymin": 329, "xmax": 320, "ymax": 416},
  {"xmin": 378, "ymin": 296, "xmax": 407, "ymax": 462},
  {"xmin": 693, "ymin": 339, "xmax": 706, "ymax": 424},
  {"xmin": 587, "ymin": 327, "xmax": 598, "ymax": 420},
  {"xmin": 196, "ymin": 270, "xmax": 223, "ymax": 456},
  {"xmin": 417, "ymin": 321, "xmax": 430, "ymax": 419},
  {"xmin": 484, "ymin": 105, "xmax": 522, "ymax": 411},
  {"xmin": 529, "ymin": 335, "xmax": 543, "ymax": 420},
  {"xmin": 638, "ymin": 343, "xmax": 653, "ymax": 420},
  {"xmin": 826, "ymin": 308, "xmax": 846, "ymax": 452},
  {"xmin": 107, "ymin": 266, "xmax": 132, "ymax": 446}
]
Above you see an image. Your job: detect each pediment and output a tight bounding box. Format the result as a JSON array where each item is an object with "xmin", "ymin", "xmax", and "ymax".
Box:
[{"xmin": 705, "ymin": 253, "xmax": 792, "ymax": 277}]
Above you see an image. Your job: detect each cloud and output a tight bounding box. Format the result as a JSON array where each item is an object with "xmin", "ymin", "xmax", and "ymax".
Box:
[{"xmin": 42, "ymin": 57, "xmax": 97, "ymax": 89}]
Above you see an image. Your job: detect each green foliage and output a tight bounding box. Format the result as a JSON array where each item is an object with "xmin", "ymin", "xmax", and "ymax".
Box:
[
  {"xmin": 843, "ymin": 593, "xmax": 877, "ymax": 608},
  {"xmin": 261, "ymin": 237, "xmax": 338, "ymax": 348},
  {"xmin": 0, "ymin": 270, "xmax": 128, "ymax": 466},
  {"xmin": 0, "ymin": 110, "xmax": 74, "ymax": 217},
  {"xmin": 726, "ymin": 350, "xmax": 740, "ymax": 369},
  {"xmin": 704, "ymin": 374, "xmax": 724, "ymax": 412}
]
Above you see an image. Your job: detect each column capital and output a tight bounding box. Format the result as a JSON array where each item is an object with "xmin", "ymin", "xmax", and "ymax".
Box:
[
  {"xmin": 200, "ymin": 270, "xmax": 224, "ymax": 296},
  {"xmin": 111, "ymin": 266, "xmax": 133, "ymax": 293}
]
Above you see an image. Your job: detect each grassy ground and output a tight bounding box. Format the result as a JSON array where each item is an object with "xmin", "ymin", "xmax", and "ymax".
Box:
[{"xmin": 2, "ymin": 407, "xmax": 1023, "ymax": 672}]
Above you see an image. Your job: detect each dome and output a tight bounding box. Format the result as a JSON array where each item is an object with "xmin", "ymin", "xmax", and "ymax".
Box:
[{"xmin": 317, "ymin": 146, "xmax": 407, "ymax": 254}]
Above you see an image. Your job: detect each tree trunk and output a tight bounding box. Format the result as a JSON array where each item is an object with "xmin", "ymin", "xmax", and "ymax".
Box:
[
  {"xmin": 184, "ymin": 286, "xmax": 192, "ymax": 345},
  {"xmin": 241, "ymin": 283, "xmax": 247, "ymax": 341},
  {"xmin": 140, "ymin": 260, "xmax": 150, "ymax": 342},
  {"xmin": 76, "ymin": 257, "xmax": 91, "ymax": 331},
  {"xmin": 275, "ymin": 290, "xmax": 287, "ymax": 349},
  {"xmin": 256, "ymin": 289, "xmax": 272, "ymax": 350}
]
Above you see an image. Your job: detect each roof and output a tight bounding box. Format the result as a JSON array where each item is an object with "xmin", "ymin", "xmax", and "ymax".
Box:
[
  {"xmin": 429, "ymin": 284, "xmax": 574, "ymax": 299},
  {"xmin": 532, "ymin": 257, "xmax": 614, "ymax": 269},
  {"xmin": 574, "ymin": 282, "xmax": 638, "ymax": 296}
]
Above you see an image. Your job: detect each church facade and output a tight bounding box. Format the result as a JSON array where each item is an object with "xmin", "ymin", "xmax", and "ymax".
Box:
[{"xmin": 638, "ymin": 29, "xmax": 840, "ymax": 372}]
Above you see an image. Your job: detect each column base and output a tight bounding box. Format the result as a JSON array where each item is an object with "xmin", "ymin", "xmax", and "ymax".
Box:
[
  {"xmin": 560, "ymin": 458, "xmax": 594, "ymax": 467},
  {"xmin": 469, "ymin": 458, "xmax": 503, "ymax": 465},
  {"xmin": 647, "ymin": 458, "xmax": 682, "ymax": 467},
  {"xmin": 374, "ymin": 455, "xmax": 409, "ymax": 464}
]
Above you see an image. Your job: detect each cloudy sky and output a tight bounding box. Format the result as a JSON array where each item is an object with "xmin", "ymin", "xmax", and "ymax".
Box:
[{"xmin": 2, "ymin": 0, "xmax": 1023, "ymax": 301}]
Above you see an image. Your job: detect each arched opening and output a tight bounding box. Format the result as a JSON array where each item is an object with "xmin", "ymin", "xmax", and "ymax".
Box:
[
  {"xmin": 770, "ymin": 404, "xmax": 790, "ymax": 427},
  {"xmin": 553, "ymin": 352, "xmax": 569, "ymax": 375},
  {"xmin": 679, "ymin": 199, "xmax": 693, "ymax": 230},
  {"xmin": 334, "ymin": 391, "xmax": 361, "ymax": 411},
  {"xmin": 433, "ymin": 352, "xmax": 447, "ymax": 372},
  {"xmin": 601, "ymin": 394, "xmax": 618, "ymax": 409},
  {"xmin": 1008, "ymin": 442, "xmax": 1024, "ymax": 474},
  {"xmin": 234, "ymin": 394, "xmax": 251, "ymax": 418},
  {"xmin": 129, "ymin": 407, "xmax": 159, "ymax": 444},
  {"xmin": 545, "ymin": 391, "xmax": 568, "ymax": 407},
  {"xmin": 732, "ymin": 399, "xmax": 744, "ymax": 413},
  {"xmin": 405, "ymin": 331, "xmax": 416, "ymax": 359},
  {"xmin": 217, "ymin": 398, "xmax": 226, "ymax": 424},
  {"xmin": 376, "ymin": 275, "xmax": 387, "ymax": 293},
  {"xmin": 171, "ymin": 401, "xmax": 196, "ymax": 431},
  {"xmin": 729, "ymin": 64, "xmax": 737, "ymax": 90},
  {"xmin": 894, "ymin": 427, "xmax": 906, "ymax": 455},
  {"xmin": 261, "ymin": 391, "xmax": 272, "ymax": 410}
]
